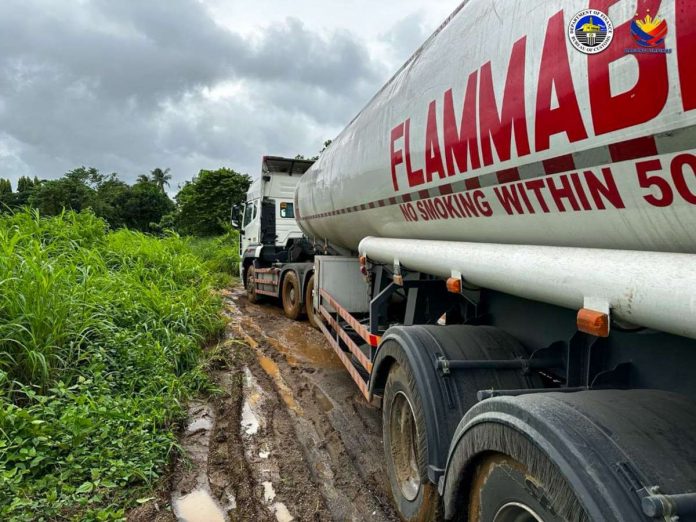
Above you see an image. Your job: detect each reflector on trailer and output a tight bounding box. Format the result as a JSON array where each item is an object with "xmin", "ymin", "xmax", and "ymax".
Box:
[
  {"xmin": 577, "ymin": 308, "xmax": 610, "ymax": 337},
  {"xmin": 446, "ymin": 277, "xmax": 462, "ymax": 293}
]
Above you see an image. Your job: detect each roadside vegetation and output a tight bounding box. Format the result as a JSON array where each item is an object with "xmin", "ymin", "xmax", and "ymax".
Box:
[{"xmin": 0, "ymin": 209, "xmax": 239, "ymax": 521}]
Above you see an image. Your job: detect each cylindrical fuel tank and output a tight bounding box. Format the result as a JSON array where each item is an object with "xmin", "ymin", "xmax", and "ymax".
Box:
[{"xmin": 296, "ymin": 0, "xmax": 696, "ymax": 253}]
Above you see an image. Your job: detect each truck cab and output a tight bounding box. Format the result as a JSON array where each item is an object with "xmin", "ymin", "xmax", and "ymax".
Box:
[{"xmin": 238, "ymin": 156, "xmax": 314, "ymax": 285}]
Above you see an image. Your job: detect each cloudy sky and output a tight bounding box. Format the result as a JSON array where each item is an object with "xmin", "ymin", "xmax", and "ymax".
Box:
[{"xmin": 0, "ymin": 0, "xmax": 458, "ymax": 192}]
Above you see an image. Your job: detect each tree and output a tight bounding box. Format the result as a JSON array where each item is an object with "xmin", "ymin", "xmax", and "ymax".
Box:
[
  {"xmin": 90, "ymin": 174, "xmax": 131, "ymax": 228},
  {"xmin": 30, "ymin": 168, "xmax": 96, "ymax": 215},
  {"xmin": 175, "ymin": 168, "xmax": 251, "ymax": 236},
  {"xmin": 122, "ymin": 182, "xmax": 175, "ymax": 232},
  {"xmin": 0, "ymin": 179, "xmax": 13, "ymax": 210},
  {"xmin": 136, "ymin": 174, "xmax": 150, "ymax": 184},
  {"xmin": 150, "ymin": 168, "xmax": 171, "ymax": 193}
]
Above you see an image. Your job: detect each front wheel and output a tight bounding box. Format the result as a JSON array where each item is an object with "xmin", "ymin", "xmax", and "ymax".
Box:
[{"xmin": 383, "ymin": 362, "xmax": 441, "ymax": 521}]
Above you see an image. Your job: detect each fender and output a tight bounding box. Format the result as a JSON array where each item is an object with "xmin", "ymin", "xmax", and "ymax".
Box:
[
  {"xmin": 369, "ymin": 325, "xmax": 535, "ymax": 485},
  {"xmin": 440, "ymin": 390, "xmax": 696, "ymax": 520}
]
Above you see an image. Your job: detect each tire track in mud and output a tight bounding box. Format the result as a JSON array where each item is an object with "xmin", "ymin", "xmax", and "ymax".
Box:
[
  {"xmin": 224, "ymin": 286, "xmax": 399, "ymax": 522},
  {"xmin": 129, "ymin": 286, "xmax": 398, "ymax": 522}
]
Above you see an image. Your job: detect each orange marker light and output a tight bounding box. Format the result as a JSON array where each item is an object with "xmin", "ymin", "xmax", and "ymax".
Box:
[
  {"xmin": 359, "ymin": 255, "xmax": 367, "ymax": 267},
  {"xmin": 446, "ymin": 277, "xmax": 462, "ymax": 293},
  {"xmin": 577, "ymin": 308, "xmax": 610, "ymax": 337}
]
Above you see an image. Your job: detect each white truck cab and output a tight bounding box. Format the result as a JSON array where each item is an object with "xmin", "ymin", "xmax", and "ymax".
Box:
[{"xmin": 237, "ymin": 156, "xmax": 314, "ymax": 283}]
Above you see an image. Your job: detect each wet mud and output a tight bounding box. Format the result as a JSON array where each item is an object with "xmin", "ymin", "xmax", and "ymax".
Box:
[{"xmin": 128, "ymin": 285, "xmax": 398, "ymax": 522}]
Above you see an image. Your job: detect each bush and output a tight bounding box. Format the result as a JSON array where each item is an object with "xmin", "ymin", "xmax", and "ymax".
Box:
[
  {"xmin": 185, "ymin": 230, "xmax": 241, "ymax": 288},
  {"xmin": 0, "ymin": 210, "xmax": 226, "ymax": 521}
]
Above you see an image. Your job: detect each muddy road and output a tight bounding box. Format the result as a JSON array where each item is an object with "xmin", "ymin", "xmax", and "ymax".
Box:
[{"xmin": 131, "ymin": 285, "xmax": 399, "ymax": 522}]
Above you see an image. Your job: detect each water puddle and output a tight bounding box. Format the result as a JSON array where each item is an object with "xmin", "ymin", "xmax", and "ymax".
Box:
[
  {"xmin": 273, "ymin": 502, "xmax": 294, "ymax": 522},
  {"xmin": 173, "ymin": 488, "xmax": 226, "ymax": 522},
  {"xmin": 241, "ymin": 367, "xmax": 265, "ymax": 436},
  {"xmin": 262, "ymin": 481, "xmax": 276, "ymax": 503},
  {"xmin": 186, "ymin": 416, "xmax": 213, "ymax": 434},
  {"xmin": 257, "ymin": 355, "xmax": 302, "ymax": 414},
  {"xmin": 262, "ymin": 481, "xmax": 294, "ymax": 522},
  {"xmin": 241, "ymin": 401, "xmax": 260, "ymax": 435},
  {"xmin": 171, "ymin": 402, "xmax": 231, "ymax": 522}
]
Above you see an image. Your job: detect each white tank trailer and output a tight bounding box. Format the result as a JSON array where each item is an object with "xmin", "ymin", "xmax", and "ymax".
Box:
[{"xmin": 240, "ymin": 1, "xmax": 696, "ymax": 520}]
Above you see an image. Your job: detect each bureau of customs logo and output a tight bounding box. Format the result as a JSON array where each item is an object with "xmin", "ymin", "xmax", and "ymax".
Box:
[
  {"xmin": 631, "ymin": 11, "xmax": 667, "ymax": 47},
  {"xmin": 568, "ymin": 9, "xmax": 614, "ymax": 54}
]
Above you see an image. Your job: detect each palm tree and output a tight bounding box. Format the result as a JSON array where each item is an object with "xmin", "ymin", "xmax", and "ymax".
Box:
[
  {"xmin": 136, "ymin": 174, "xmax": 150, "ymax": 184},
  {"xmin": 150, "ymin": 168, "xmax": 172, "ymax": 193}
]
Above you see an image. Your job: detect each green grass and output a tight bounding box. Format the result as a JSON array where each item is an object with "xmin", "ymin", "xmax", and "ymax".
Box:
[
  {"xmin": 0, "ymin": 210, "xmax": 238, "ymax": 521},
  {"xmin": 185, "ymin": 230, "xmax": 241, "ymax": 288}
]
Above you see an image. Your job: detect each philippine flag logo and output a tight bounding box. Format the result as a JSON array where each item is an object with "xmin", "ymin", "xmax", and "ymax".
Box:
[{"xmin": 630, "ymin": 12, "xmax": 668, "ymax": 47}]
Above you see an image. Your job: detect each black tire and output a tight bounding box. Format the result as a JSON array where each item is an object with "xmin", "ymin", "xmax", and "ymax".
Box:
[
  {"xmin": 246, "ymin": 265, "xmax": 261, "ymax": 304},
  {"xmin": 282, "ymin": 271, "xmax": 303, "ymax": 320},
  {"xmin": 305, "ymin": 274, "xmax": 321, "ymax": 329},
  {"xmin": 383, "ymin": 362, "xmax": 442, "ymax": 521},
  {"xmin": 465, "ymin": 424, "xmax": 588, "ymax": 522}
]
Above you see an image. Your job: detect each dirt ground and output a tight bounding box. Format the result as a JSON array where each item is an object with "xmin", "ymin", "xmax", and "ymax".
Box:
[{"xmin": 129, "ymin": 285, "xmax": 399, "ymax": 522}]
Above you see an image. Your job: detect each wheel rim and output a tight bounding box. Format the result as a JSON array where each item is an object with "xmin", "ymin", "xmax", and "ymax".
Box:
[
  {"xmin": 289, "ymin": 286, "xmax": 296, "ymax": 304},
  {"xmin": 493, "ymin": 502, "xmax": 544, "ymax": 522},
  {"xmin": 389, "ymin": 391, "xmax": 420, "ymax": 501}
]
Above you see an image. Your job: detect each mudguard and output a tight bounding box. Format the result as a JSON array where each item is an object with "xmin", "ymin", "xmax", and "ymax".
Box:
[{"xmin": 369, "ymin": 325, "xmax": 535, "ymax": 484}]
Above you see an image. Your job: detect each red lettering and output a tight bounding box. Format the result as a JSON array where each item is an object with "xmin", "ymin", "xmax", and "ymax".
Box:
[
  {"xmin": 425, "ymin": 101, "xmax": 445, "ymax": 182},
  {"xmin": 517, "ymin": 184, "xmax": 535, "ymax": 213},
  {"xmin": 399, "ymin": 203, "xmax": 411, "ymax": 221},
  {"xmin": 637, "ymin": 159, "xmax": 671, "ymax": 207},
  {"xmin": 570, "ymin": 173, "xmax": 592, "ymax": 210},
  {"xmin": 416, "ymin": 200, "xmax": 431, "ymax": 220},
  {"xmin": 453, "ymin": 191, "xmax": 468, "ymax": 216},
  {"xmin": 677, "ymin": 0, "xmax": 696, "ymax": 111},
  {"xmin": 457, "ymin": 192, "xmax": 480, "ymax": 217},
  {"xmin": 421, "ymin": 199, "xmax": 439, "ymax": 220},
  {"xmin": 390, "ymin": 123, "xmax": 404, "ymax": 191},
  {"xmin": 433, "ymin": 198, "xmax": 449, "ymax": 219},
  {"xmin": 473, "ymin": 190, "xmax": 493, "ymax": 216},
  {"xmin": 671, "ymin": 153, "xmax": 696, "ymax": 204},
  {"xmin": 479, "ymin": 36, "xmax": 530, "ymax": 166},
  {"xmin": 584, "ymin": 167, "xmax": 625, "ymax": 209},
  {"xmin": 405, "ymin": 118, "xmax": 425, "ymax": 187},
  {"xmin": 547, "ymin": 174, "xmax": 580, "ymax": 212},
  {"xmin": 494, "ymin": 184, "xmax": 525, "ymax": 215},
  {"xmin": 442, "ymin": 194, "xmax": 462, "ymax": 218},
  {"xmin": 525, "ymin": 179, "xmax": 551, "ymax": 213},
  {"xmin": 443, "ymin": 73, "xmax": 480, "ymax": 176},
  {"xmin": 589, "ymin": 0, "xmax": 668, "ymax": 135},
  {"xmin": 535, "ymin": 11, "xmax": 587, "ymax": 152}
]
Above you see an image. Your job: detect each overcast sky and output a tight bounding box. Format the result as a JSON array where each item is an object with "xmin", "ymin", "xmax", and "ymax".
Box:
[{"xmin": 0, "ymin": 0, "xmax": 458, "ymax": 192}]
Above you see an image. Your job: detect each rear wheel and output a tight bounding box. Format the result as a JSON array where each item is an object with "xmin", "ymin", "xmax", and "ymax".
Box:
[
  {"xmin": 282, "ymin": 271, "xmax": 303, "ymax": 320},
  {"xmin": 305, "ymin": 274, "xmax": 321, "ymax": 329},
  {"xmin": 468, "ymin": 444, "xmax": 579, "ymax": 522},
  {"xmin": 383, "ymin": 362, "xmax": 441, "ymax": 521},
  {"xmin": 246, "ymin": 266, "xmax": 260, "ymax": 304}
]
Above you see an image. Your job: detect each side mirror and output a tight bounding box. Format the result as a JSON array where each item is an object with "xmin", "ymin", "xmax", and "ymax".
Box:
[{"xmin": 230, "ymin": 205, "xmax": 242, "ymax": 229}]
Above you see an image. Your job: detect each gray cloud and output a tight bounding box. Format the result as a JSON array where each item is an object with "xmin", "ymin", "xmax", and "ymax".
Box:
[{"xmin": 0, "ymin": 0, "xmax": 448, "ymax": 190}]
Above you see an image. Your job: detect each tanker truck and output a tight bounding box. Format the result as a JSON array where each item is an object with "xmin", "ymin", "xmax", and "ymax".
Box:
[{"xmin": 239, "ymin": 0, "xmax": 696, "ymax": 520}]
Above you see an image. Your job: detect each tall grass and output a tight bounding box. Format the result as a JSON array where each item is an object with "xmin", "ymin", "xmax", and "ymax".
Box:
[{"xmin": 0, "ymin": 210, "xmax": 230, "ymax": 521}]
